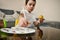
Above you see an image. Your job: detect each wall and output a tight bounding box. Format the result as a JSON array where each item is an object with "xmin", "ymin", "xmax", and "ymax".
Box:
[
  {"xmin": 34, "ymin": 0, "xmax": 60, "ymax": 21},
  {"xmin": 0, "ymin": 0, "xmax": 25, "ymax": 11},
  {"xmin": 0, "ymin": 0, "xmax": 60, "ymax": 21}
]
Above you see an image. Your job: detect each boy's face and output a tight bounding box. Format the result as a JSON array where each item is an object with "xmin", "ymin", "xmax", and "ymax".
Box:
[{"xmin": 25, "ymin": 0, "xmax": 36, "ymax": 13}]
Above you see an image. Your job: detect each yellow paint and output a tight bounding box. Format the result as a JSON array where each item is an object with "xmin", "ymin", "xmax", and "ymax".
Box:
[{"xmin": 15, "ymin": 19, "xmax": 19, "ymax": 26}]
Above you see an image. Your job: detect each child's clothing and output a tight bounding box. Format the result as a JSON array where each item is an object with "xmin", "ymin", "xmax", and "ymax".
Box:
[
  {"xmin": 21, "ymin": 8, "xmax": 36, "ymax": 23},
  {"xmin": 16, "ymin": 8, "xmax": 36, "ymax": 28}
]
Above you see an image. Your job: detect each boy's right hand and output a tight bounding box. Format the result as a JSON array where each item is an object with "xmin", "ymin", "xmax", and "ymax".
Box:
[{"xmin": 19, "ymin": 17, "xmax": 29, "ymax": 27}]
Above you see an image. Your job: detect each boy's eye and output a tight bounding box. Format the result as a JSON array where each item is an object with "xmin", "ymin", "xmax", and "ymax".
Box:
[
  {"xmin": 29, "ymin": 3, "xmax": 32, "ymax": 6},
  {"xmin": 33, "ymin": 4, "xmax": 35, "ymax": 7}
]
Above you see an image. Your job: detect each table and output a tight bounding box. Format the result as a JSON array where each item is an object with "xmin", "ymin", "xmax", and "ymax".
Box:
[{"xmin": 0, "ymin": 27, "xmax": 35, "ymax": 40}]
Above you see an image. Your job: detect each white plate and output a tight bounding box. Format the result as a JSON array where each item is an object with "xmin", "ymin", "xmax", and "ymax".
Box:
[
  {"xmin": 0, "ymin": 28, "xmax": 11, "ymax": 33},
  {"xmin": 0, "ymin": 27, "xmax": 35, "ymax": 34}
]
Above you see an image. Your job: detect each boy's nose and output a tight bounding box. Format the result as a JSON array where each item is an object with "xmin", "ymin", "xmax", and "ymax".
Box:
[{"xmin": 31, "ymin": 5, "xmax": 34, "ymax": 8}]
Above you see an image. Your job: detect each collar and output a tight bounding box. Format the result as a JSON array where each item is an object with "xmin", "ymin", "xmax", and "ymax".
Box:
[{"xmin": 22, "ymin": 8, "xmax": 32, "ymax": 14}]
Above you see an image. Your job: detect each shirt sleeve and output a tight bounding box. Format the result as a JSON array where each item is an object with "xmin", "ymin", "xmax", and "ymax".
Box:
[{"xmin": 20, "ymin": 10, "xmax": 26, "ymax": 19}]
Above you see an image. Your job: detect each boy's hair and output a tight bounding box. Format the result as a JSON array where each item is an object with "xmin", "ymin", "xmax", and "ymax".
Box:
[{"xmin": 25, "ymin": 0, "xmax": 36, "ymax": 5}]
